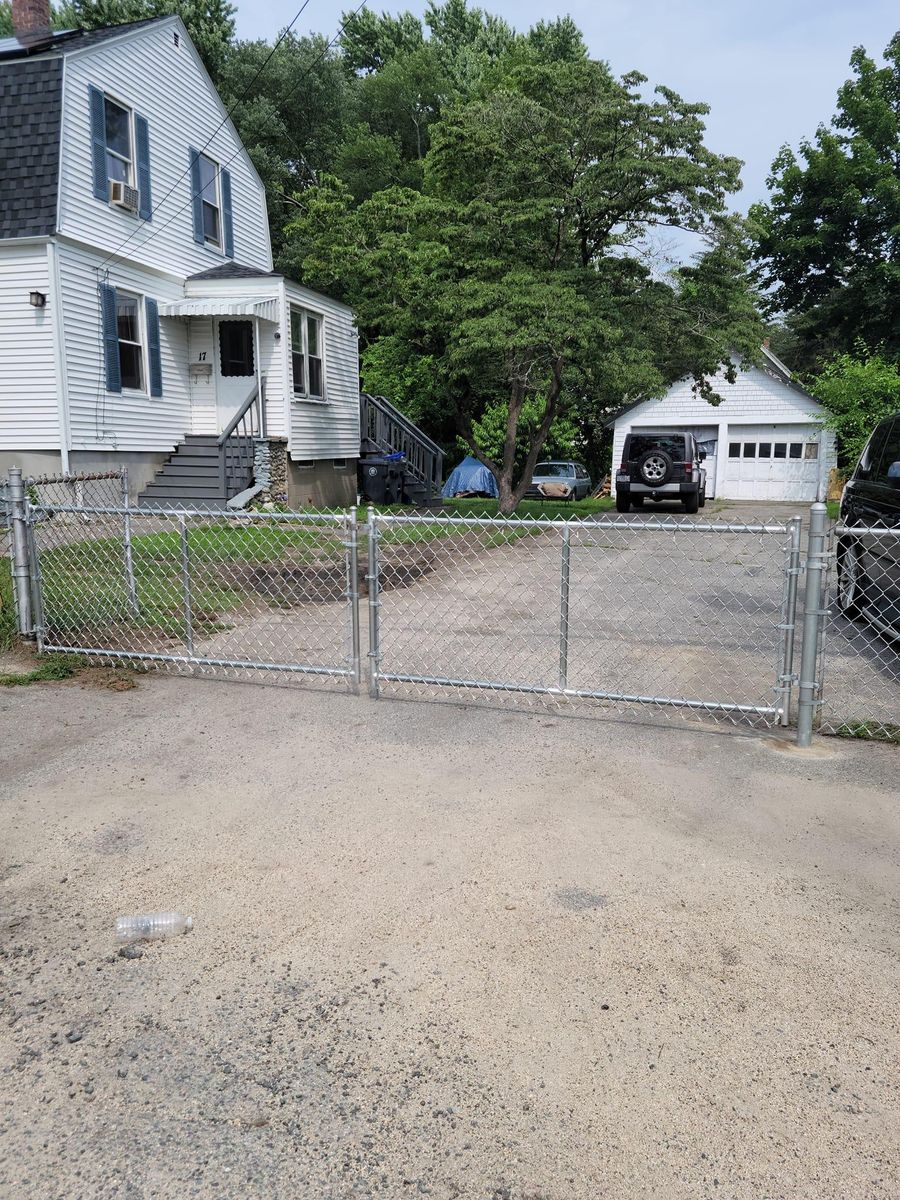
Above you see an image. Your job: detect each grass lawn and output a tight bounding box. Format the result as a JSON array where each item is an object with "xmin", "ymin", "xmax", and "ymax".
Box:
[
  {"xmin": 443, "ymin": 496, "xmax": 615, "ymax": 520},
  {"xmin": 1, "ymin": 559, "xmax": 15, "ymax": 651},
  {"xmin": 37, "ymin": 520, "xmax": 345, "ymax": 640}
]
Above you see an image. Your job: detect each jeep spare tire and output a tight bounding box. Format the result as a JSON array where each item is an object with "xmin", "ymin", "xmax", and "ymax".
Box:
[{"xmin": 637, "ymin": 448, "xmax": 673, "ymax": 486}]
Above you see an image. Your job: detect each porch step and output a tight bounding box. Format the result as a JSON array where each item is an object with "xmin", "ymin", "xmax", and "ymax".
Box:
[
  {"xmin": 153, "ymin": 462, "xmax": 222, "ymax": 478},
  {"xmin": 137, "ymin": 431, "xmax": 256, "ymax": 508}
]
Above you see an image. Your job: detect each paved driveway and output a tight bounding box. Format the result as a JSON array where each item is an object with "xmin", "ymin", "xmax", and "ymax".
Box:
[{"xmin": 0, "ymin": 674, "xmax": 897, "ymax": 1198}]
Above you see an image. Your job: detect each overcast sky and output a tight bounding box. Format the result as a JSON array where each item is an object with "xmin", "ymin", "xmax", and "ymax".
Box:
[{"xmin": 234, "ymin": 0, "xmax": 898, "ymax": 211}]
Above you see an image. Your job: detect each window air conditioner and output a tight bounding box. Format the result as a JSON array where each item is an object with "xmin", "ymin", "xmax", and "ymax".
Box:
[{"xmin": 109, "ymin": 180, "xmax": 139, "ymax": 213}]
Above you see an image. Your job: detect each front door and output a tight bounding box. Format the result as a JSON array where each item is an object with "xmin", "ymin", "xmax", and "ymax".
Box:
[{"xmin": 215, "ymin": 318, "xmax": 256, "ymax": 431}]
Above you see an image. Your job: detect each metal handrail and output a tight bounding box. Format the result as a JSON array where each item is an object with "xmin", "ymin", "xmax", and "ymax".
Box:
[
  {"xmin": 218, "ymin": 380, "xmax": 264, "ymax": 446},
  {"xmin": 361, "ymin": 393, "xmax": 443, "ymax": 455},
  {"xmin": 218, "ymin": 380, "xmax": 265, "ymax": 498},
  {"xmin": 360, "ymin": 392, "xmax": 444, "ymax": 501}
]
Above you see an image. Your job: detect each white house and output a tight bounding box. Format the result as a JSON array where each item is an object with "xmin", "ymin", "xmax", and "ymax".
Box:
[
  {"xmin": 0, "ymin": 6, "xmax": 361, "ymax": 505},
  {"xmin": 608, "ymin": 345, "xmax": 837, "ymax": 502}
]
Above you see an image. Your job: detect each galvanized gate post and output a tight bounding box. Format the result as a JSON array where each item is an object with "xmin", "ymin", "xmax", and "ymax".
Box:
[
  {"xmin": 7, "ymin": 467, "xmax": 33, "ymax": 636},
  {"xmin": 366, "ymin": 506, "xmax": 381, "ymax": 698},
  {"xmin": 178, "ymin": 514, "xmax": 195, "ymax": 657},
  {"xmin": 558, "ymin": 523, "xmax": 571, "ymax": 691},
  {"xmin": 796, "ymin": 502, "xmax": 829, "ymax": 747},
  {"xmin": 120, "ymin": 466, "xmax": 140, "ymax": 618},
  {"xmin": 776, "ymin": 516, "xmax": 802, "ymax": 726},
  {"xmin": 347, "ymin": 507, "xmax": 361, "ymax": 689}
]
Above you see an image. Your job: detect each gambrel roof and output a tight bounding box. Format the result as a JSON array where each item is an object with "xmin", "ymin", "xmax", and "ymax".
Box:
[{"xmin": 0, "ymin": 18, "xmax": 167, "ymax": 239}]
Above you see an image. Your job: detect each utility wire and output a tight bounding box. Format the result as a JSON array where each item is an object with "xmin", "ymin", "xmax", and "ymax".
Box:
[{"xmin": 98, "ymin": 0, "xmax": 316, "ymax": 270}]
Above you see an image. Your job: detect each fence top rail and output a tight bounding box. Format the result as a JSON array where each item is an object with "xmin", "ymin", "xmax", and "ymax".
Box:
[
  {"xmin": 834, "ymin": 523, "xmax": 900, "ymax": 537},
  {"xmin": 26, "ymin": 470, "xmax": 125, "ymax": 485},
  {"xmin": 373, "ymin": 511, "xmax": 793, "ymax": 535},
  {"xmin": 26, "ymin": 503, "xmax": 351, "ymax": 525}
]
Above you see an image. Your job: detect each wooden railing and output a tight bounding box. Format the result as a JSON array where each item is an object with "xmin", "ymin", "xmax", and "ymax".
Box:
[
  {"xmin": 218, "ymin": 380, "xmax": 265, "ymax": 499},
  {"xmin": 360, "ymin": 392, "xmax": 444, "ymax": 502}
]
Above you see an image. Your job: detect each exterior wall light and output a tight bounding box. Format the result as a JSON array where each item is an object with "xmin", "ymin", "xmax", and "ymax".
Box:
[{"xmin": 29, "ymin": 291, "xmax": 47, "ymax": 308}]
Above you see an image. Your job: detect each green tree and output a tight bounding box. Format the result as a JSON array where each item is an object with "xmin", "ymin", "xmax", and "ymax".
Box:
[
  {"xmin": 809, "ymin": 346, "xmax": 900, "ymax": 468},
  {"xmin": 284, "ymin": 55, "xmax": 761, "ymax": 512},
  {"xmin": 217, "ymin": 33, "xmax": 357, "ymax": 251},
  {"xmin": 751, "ymin": 34, "xmax": 900, "ymax": 369}
]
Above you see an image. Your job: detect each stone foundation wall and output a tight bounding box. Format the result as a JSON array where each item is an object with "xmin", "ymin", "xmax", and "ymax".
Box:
[{"xmin": 253, "ymin": 437, "xmax": 289, "ymax": 505}]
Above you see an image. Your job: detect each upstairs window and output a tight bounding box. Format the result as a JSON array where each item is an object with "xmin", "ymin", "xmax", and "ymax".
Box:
[
  {"xmin": 290, "ymin": 308, "xmax": 325, "ymax": 399},
  {"xmin": 198, "ymin": 154, "xmax": 221, "ymax": 247},
  {"xmin": 104, "ymin": 96, "xmax": 133, "ymax": 185}
]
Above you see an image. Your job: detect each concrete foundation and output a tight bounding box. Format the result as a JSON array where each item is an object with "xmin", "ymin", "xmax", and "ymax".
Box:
[
  {"xmin": 286, "ymin": 457, "xmax": 358, "ymax": 508},
  {"xmin": 0, "ymin": 450, "xmax": 170, "ymax": 501}
]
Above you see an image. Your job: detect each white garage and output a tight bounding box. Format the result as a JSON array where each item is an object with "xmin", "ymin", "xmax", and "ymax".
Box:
[{"xmin": 608, "ymin": 345, "xmax": 836, "ymax": 503}]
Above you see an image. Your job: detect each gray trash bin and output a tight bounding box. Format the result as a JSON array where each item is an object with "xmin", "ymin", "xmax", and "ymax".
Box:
[{"xmin": 360, "ymin": 457, "xmax": 405, "ymax": 504}]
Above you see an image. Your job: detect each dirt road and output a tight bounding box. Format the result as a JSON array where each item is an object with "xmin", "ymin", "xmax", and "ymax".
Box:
[{"xmin": 0, "ymin": 672, "xmax": 898, "ymax": 1198}]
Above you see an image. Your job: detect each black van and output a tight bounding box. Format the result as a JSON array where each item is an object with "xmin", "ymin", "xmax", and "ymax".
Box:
[{"xmin": 838, "ymin": 413, "xmax": 900, "ymax": 639}]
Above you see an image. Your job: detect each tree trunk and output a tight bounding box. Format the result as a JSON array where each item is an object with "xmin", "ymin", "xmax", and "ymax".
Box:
[{"xmin": 458, "ymin": 359, "xmax": 566, "ymax": 516}]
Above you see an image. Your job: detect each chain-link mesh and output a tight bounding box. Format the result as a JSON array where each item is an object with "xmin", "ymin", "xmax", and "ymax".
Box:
[
  {"xmin": 3, "ymin": 470, "xmax": 127, "ymax": 643},
  {"xmin": 28, "ymin": 505, "xmax": 359, "ymax": 686},
  {"xmin": 23, "ymin": 469, "xmax": 127, "ymax": 511},
  {"xmin": 369, "ymin": 512, "xmax": 799, "ymax": 728},
  {"xmin": 817, "ymin": 523, "xmax": 900, "ymax": 741}
]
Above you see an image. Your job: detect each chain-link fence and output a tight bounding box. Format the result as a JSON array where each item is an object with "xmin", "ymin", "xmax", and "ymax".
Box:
[
  {"xmin": 816, "ymin": 523, "xmax": 900, "ymax": 741},
  {"xmin": 367, "ymin": 511, "xmax": 801, "ymax": 728},
  {"xmin": 27, "ymin": 504, "xmax": 360, "ymax": 687},
  {"xmin": 5, "ymin": 473, "xmax": 900, "ymax": 743},
  {"xmin": 2, "ymin": 468, "xmax": 128, "ymax": 648}
]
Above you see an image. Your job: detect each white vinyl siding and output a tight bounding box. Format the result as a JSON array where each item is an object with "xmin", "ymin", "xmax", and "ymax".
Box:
[
  {"xmin": 258, "ymin": 316, "xmax": 285, "ymax": 437},
  {"xmin": 58, "ymin": 20, "xmax": 271, "ymax": 276},
  {"xmin": 57, "ymin": 241, "xmax": 190, "ymax": 451},
  {"xmin": 0, "ymin": 244, "xmax": 59, "ymax": 450},
  {"xmin": 186, "ymin": 315, "xmax": 216, "ymax": 435},
  {"xmin": 283, "ymin": 281, "xmax": 359, "ymax": 460}
]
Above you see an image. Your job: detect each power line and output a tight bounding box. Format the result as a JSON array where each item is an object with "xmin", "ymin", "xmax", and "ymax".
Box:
[
  {"xmin": 100, "ymin": 0, "xmax": 367, "ymax": 270},
  {"xmin": 98, "ymin": 0, "xmax": 315, "ymax": 270}
]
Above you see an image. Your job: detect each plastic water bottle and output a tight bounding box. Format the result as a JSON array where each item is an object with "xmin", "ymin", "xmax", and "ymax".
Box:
[{"xmin": 115, "ymin": 912, "xmax": 193, "ymax": 943}]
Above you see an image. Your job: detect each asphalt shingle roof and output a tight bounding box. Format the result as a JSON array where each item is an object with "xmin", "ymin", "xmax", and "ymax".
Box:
[
  {"xmin": 0, "ymin": 57, "xmax": 62, "ymax": 238},
  {"xmin": 186, "ymin": 264, "xmax": 282, "ymax": 281},
  {"xmin": 0, "ymin": 18, "xmax": 165, "ymax": 61}
]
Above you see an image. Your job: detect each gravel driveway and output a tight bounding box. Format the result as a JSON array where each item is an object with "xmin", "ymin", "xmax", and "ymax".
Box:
[{"xmin": 0, "ymin": 674, "xmax": 898, "ymax": 1198}]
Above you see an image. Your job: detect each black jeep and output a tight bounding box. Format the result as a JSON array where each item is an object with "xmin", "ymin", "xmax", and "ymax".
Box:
[
  {"xmin": 837, "ymin": 412, "xmax": 900, "ymax": 640},
  {"xmin": 615, "ymin": 432, "xmax": 707, "ymax": 514}
]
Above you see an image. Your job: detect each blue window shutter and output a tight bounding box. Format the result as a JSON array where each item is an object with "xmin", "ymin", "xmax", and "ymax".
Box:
[
  {"xmin": 221, "ymin": 168, "xmax": 234, "ymax": 259},
  {"xmin": 146, "ymin": 298, "xmax": 162, "ymax": 397},
  {"xmin": 135, "ymin": 113, "xmax": 152, "ymax": 220},
  {"xmin": 100, "ymin": 283, "xmax": 121, "ymax": 393},
  {"xmin": 89, "ymin": 85, "xmax": 108, "ymax": 201},
  {"xmin": 188, "ymin": 148, "xmax": 204, "ymax": 244}
]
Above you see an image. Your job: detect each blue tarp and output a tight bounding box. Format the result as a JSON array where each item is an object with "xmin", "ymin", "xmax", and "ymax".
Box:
[{"xmin": 441, "ymin": 456, "xmax": 499, "ymax": 499}]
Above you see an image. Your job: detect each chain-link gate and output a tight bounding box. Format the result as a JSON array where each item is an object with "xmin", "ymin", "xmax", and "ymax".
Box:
[
  {"xmin": 26, "ymin": 504, "xmax": 361, "ymax": 687},
  {"xmin": 6, "ymin": 470, "xmax": 899, "ymax": 744},
  {"xmin": 366, "ymin": 510, "xmax": 802, "ymax": 727},
  {"xmin": 815, "ymin": 522, "xmax": 900, "ymax": 740}
]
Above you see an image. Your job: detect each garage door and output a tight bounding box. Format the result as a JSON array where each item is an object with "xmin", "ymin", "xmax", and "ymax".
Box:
[{"xmin": 724, "ymin": 426, "xmax": 822, "ymax": 501}]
